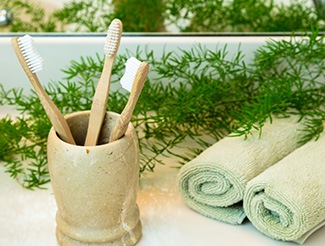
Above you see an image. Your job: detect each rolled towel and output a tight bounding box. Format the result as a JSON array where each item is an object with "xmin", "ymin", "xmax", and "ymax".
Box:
[
  {"xmin": 243, "ymin": 132, "xmax": 325, "ymax": 244},
  {"xmin": 177, "ymin": 115, "xmax": 306, "ymax": 225}
]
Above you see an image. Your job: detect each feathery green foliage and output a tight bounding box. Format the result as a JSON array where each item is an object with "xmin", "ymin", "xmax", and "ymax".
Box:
[
  {"xmin": 1, "ymin": 0, "xmax": 324, "ymax": 32},
  {"xmin": 0, "ymin": 30, "xmax": 324, "ymax": 189}
]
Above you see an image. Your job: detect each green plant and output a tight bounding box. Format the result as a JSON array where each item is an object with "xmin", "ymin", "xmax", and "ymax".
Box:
[
  {"xmin": 313, "ymin": 0, "xmax": 325, "ymax": 19},
  {"xmin": 231, "ymin": 29, "xmax": 325, "ymax": 139},
  {"xmin": 167, "ymin": 0, "xmax": 323, "ymax": 32},
  {"xmin": 52, "ymin": 0, "xmax": 115, "ymax": 32},
  {"xmin": 0, "ymin": 0, "xmax": 58, "ymax": 32},
  {"xmin": 266, "ymin": 1, "xmax": 320, "ymax": 32},
  {"xmin": 1, "ymin": 0, "xmax": 324, "ymax": 33},
  {"xmin": 112, "ymin": 0, "xmax": 166, "ymax": 32},
  {"xmin": 51, "ymin": 0, "xmax": 166, "ymax": 32},
  {"xmin": 0, "ymin": 30, "xmax": 324, "ymax": 189}
]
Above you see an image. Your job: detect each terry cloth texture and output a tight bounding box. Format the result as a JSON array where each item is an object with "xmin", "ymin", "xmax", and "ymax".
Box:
[
  {"xmin": 243, "ymin": 132, "xmax": 325, "ymax": 244},
  {"xmin": 177, "ymin": 115, "xmax": 305, "ymax": 225}
]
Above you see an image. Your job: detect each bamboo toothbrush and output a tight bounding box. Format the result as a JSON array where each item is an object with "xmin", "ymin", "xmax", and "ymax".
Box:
[
  {"xmin": 84, "ymin": 19, "xmax": 122, "ymax": 146},
  {"xmin": 11, "ymin": 35, "xmax": 76, "ymax": 145},
  {"xmin": 109, "ymin": 57, "xmax": 149, "ymax": 143}
]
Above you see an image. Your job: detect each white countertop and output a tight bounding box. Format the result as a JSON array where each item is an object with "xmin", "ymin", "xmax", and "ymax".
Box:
[{"xmin": 1, "ymin": 162, "xmax": 325, "ymax": 246}]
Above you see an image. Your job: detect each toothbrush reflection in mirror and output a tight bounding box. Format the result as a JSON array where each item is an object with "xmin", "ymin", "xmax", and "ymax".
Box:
[
  {"xmin": 109, "ymin": 57, "xmax": 149, "ymax": 143},
  {"xmin": 84, "ymin": 19, "xmax": 122, "ymax": 146},
  {"xmin": 11, "ymin": 35, "xmax": 76, "ymax": 145}
]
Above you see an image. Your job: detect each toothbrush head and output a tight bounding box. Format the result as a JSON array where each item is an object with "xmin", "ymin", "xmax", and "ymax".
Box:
[
  {"xmin": 17, "ymin": 35, "xmax": 44, "ymax": 73},
  {"xmin": 104, "ymin": 19, "xmax": 123, "ymax": 57},
  {"xmin": 120, "ymin": 57, "xmax": 143, "ymax": 92}
]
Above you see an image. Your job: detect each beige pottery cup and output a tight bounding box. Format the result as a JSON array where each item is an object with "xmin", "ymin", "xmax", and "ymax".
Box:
[{"xmin": 47, "ymin": 111, "xmax": 142, "ymax": 245}]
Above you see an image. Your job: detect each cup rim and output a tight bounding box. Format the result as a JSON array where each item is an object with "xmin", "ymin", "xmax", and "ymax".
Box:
[{"xmin": 48, "ymin": 110, "xmax": 135, "ymax": 149}]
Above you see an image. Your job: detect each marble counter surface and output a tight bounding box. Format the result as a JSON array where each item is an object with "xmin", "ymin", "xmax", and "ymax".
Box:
[{"xmin": 1, "ymin": 162, "xmax": 325, "ymax": 246}]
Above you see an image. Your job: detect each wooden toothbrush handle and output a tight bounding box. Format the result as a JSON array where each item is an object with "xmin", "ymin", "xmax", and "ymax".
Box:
[
  {"xmin": 32, "ymin": 75, "xmax": 76, "ymax": 144},
  {"xmin": 109, "ymin": 62, "xmax": 149, "ymax": 142},
  {"xmin": 84, "ymin": 58, "xmax": 114, "ymax": 146},
  {"xmin": 11, "ymin": 38, "xmax": 76, "ymax": 144}
]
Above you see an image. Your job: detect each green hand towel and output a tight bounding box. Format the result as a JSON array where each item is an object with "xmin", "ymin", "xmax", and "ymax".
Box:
[
  {"xmin": 243, "ymin": 132, "xmax": 325, "ymax": 244},
  {"xmin": 177, "ymin": 115, "xmax": 305, "ymax": 225}
]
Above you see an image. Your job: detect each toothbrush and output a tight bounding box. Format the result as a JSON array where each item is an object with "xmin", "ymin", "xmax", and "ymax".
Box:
[
  {"xmin": 84, "ymin": 19, "xmax": 122, "ymax": 146},
  {"xmin": 109, "ymin": 57, "xmax": 149, "ymax": 143},
  {"xmin": 11, "ymin": 35, "xmax": 76, "ymax": 145}
]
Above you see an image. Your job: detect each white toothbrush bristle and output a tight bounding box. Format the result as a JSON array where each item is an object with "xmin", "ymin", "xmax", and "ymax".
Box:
[
  {"xmin": 104, "ymin": 19, "xmax": 121, "ymax": 57},
  {"xmin": 18, "ymin": 35, "xmax": 44, "ymax": 73},
  {"xmin": 120, "ymin": 57, "xmax": 142, "ymax": 92}
]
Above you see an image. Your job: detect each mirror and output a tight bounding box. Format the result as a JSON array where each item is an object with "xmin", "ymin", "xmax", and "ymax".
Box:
[{"xmin": 0, "ymin": 0, "xmax": 324, "ymax": 33}]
